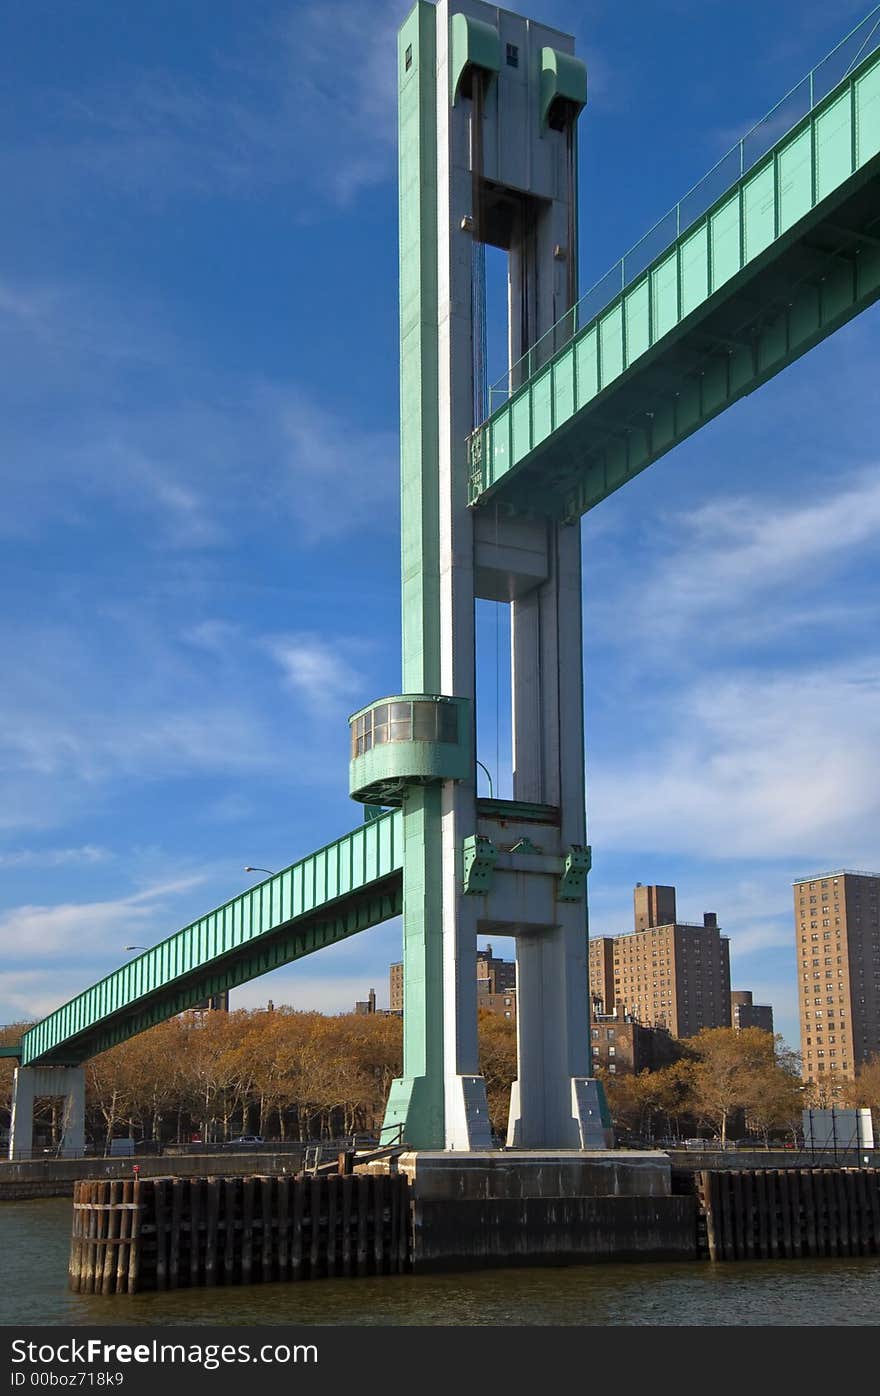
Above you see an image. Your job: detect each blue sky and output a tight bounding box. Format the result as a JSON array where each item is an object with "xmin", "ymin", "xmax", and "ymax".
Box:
[{"xmin": 1, "ymin": 0, "xmax": 878, "ymax": 1053}]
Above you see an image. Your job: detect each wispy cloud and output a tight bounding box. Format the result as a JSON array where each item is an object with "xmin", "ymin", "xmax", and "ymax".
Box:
[
  {"xmin": 1, "ymin": 1, "xmax": 407, "ymax": 214},
  {"xmin": 268, "ymin": 633, "xmax": 366, "ymax": 711},
  {"xmin": 0, "ymin": 617, "xmax": 341, "ymax": 842},
  {"xmin": 0, "ymin": 271, "xmax": 398, "ymax": 549},
  {"xmin": 268, "ymin": 387, "xmax": 399, "ymax": 542},
  {"xmin": 0, "ymin": 873, "xmax": 207, "ymax": 962},
  {"xmin": 589, "ymin": 662, "xmax": 880, "ymax": 862},
  {"xmin": 592, "ymin": 470, "xmax": 880, "ymax": 654},
  {"xmin": 0, "ymin": 845, "xmax": 110, "ymax": 869}
]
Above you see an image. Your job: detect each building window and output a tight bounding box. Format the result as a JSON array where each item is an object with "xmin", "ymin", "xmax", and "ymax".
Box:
[
  {"xmin": 405, "ymin": 45, "xmax": 413, "ymax": 71},
  {"xmin": 506, "ymin": 42, "xmax": 519, "ymax": 67},
  {"xmin": 608, "ymin": 1047, "xmax": 616, "ymax": 1057}
]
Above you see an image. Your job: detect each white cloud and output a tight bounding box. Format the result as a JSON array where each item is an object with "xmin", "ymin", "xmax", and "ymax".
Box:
[
  {"xmin": 0, "ymin": 845, "xmax": 110, "ymax": 869},
  {"xmin": 0, "ymin": 269, "xmax": 399, "ymax": 549},
  {"xmin": 589, "ymin": 662, "xmax": 880, "ymax": 862},
  {"xmin": 268, "ymin": 633, "xmax": 366, "ymax": 711},
  {"xmin": 268, "ymin": 387, "xmax": 398, "ymax": 542},
  {"xmin": 0, "ymin": 874, "xmax": 207, "ymax": 963},
  {"xmin": 183, "ymin": 620, "xmax": 241, "ymax": 654},
  {"xmin": 603, "ymin": 470, "xmax": 880, "ymax": 650},
  {"xmin": 0, "ymin": 969, "xmax": 96, "ymax": 1024}
]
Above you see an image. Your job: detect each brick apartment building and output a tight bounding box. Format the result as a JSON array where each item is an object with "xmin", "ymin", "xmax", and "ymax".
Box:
[
  {"xmin": 589, "ymin": 884, "xmax": 731, "ymax": 1038},
  {"xmin": 794, "ymin": 869, "xmax": 880, "ymax": 1086}
]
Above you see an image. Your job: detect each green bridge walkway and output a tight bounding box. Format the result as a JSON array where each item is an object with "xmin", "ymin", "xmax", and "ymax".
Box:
[
  {"xmin": 468, "ymin": 36, "xmax": 880, "ymax": 522},
  {"xmin": 6, "ymin": 811, "xmax": 402, "ymax": 1067}
]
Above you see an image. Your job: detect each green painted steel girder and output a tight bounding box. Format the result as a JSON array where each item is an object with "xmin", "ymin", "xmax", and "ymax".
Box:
[
  {"xmin": 18, "ymin": 810, "xmax": 403, "ymax": 1068},
  {"xmin": 469, "ymin": 48, "xmax": 880, "ymax": 521}
]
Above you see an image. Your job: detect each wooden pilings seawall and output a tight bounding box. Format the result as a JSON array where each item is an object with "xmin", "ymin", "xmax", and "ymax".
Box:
[
  {"xmin": 70, "ymin": 1173, "xmax": 411, "ymax": 1294},
  {"xmin": 695, "ymin": 1168, "xmax": 880, "ymax": 1261},
  {"xmin": 69, "ymin": 1179, "xmax": 142, "ymax": 1294}
]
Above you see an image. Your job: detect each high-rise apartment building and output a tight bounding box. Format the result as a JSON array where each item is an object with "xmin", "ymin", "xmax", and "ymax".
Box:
[
  {"xmin": 588, "ymin": 885, "xmax": 731, "ymax": 1038},
  {"xmin": 731, "ymin": 990, "xmax": 774, "ymax": 1033},
  {"xmin": 794, "ymin": 869, "xmax": 880, "ymax": 1086},
  {"xmin": 389, "ymin": 961, "xmax": 404, "ymax": 1015}
]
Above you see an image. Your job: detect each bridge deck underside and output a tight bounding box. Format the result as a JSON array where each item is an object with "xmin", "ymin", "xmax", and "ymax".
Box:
[
  {"xmin": 470, "ymin": 53, "xmax": 880, "ymax": 521},
  {"xmin": 19, "ymin": 811, "xmax": 403, "ymax": 1068}
]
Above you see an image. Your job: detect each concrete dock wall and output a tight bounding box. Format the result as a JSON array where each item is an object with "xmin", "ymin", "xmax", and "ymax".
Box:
[
  {"xmin": 412, "ymin": 1195, "xmax": 696, "ymax": 1270},
  {"xmin": 0, "ymin": 1150, "xmax": 305, "ymax": 1200}
]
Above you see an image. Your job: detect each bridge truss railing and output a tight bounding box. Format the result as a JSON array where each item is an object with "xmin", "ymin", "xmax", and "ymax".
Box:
[
  {"xmin": 485, "ymin": 3, "xmax": 880, "ymax": 416},
  {"xmin": 19, "ymin": 809, "xmax": 403, "ymax": 1068}
]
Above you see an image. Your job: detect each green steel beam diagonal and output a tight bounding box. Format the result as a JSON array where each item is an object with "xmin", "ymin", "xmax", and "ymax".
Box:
[
  {"xmin": 35, "ymin": 878, "xmax": 403, "ymax": 1066},
  {"xmin": 19, "ymin": 810, "xmax": 403, "ymax": 1067},
  {"xmin": 469, "ymin": 47, "xmax": 880, "ymax": 520}
]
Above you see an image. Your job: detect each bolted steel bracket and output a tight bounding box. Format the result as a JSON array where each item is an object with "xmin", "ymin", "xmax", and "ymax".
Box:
[
  {"xmin": 468, "ymin": 431, "xmax": 484, "ymax": 501},
  {"xmin": 462, "ymin": 834, "xmax": 498, "ymax": 895},
  {"xmin": 558, "ymin": 844, "xmax": 592, "ymax": 901}
]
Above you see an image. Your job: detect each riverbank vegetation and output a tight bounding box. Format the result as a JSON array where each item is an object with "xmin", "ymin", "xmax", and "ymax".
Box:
[{"xmin": 1, "ymin": 1012, "xmax": 878, "ymax": 1150}]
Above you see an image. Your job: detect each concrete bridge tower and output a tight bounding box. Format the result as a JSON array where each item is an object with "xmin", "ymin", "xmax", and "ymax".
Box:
[{"xmin": 348, "ymin": 2, "xmax": 610, "ymax": 1151}]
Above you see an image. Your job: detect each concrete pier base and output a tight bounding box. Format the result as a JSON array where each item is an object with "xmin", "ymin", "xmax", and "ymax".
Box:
[
  {"xmin": 369, "ymin": 1150, "xmax": 696, "ymax": 1271},
  {"xmin": 8, "ymin": 1066, "xmax": 85, "ymax": 1160}
]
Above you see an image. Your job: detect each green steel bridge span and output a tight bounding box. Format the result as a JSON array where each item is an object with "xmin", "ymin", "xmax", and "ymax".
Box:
[
  {"xmin": 4, "ymin": 811, "xmax": 403, "ymax": 1068},
  {"xmin": 5, "ymin": 10, "xmax": 880, "ymax": 1096},
  {"xmin": 467, "ymin": 30, "xmax": 880, "ymax": 520}
]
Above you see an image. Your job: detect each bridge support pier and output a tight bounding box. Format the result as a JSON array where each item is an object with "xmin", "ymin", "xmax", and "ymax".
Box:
[
  {"xmin": 375, "ymin": 2, "xmax": 607, "ymax": 1152},
  {"xmin": 8, "ymin": 1065, "xmax": 85, "ymax": 1160}
]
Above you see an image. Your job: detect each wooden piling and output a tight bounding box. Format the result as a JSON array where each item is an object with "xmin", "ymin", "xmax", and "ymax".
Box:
[
  {"xmin": 692, "ymin": 1166, "xmax": 880, "ymax": 1264},
  {"xmin": 189, "ymin": 1178, "xmax": 201, "ymax": 1285},
  {"xmin": 309, "ymin": 1176, "xmax": 322, "ymax": 1278},
  {"xmin": 127, "ymin": 1177, "xmax": 142, "ymax": 1294},
  {"xmin": 85, "ymin": 1181, "xmax": 100, "ymax": 1293},
  {"xmin": 71, "ymin": 1166, "xmax": 413, "ymax": 1294},
  {"xmin": 100, "ymin": 1181, "xmax": 117, "ymax": 1295},
  {"xmin": 788, "ymin": 1169, "xmax": 802, "ymax": 1260},
  {"xmin": 261, "ymin": 1177, "xmax": 274, "ymax": 1281},
  {"xmin": 277, "ymin": 1176, "xmax": 289, "ymax": 1278},
  {"xmin": 241, "ymin": 1177, "xmax": 254, "ymax": 1285},
  {"xmin": 397, "ymin": 1172, "xmax": 410, "ymax": 1272},
  {"xmin": 223, "ymin": 1178, "xmax": 236, "ymax": 1284},
  {"xmin": 68, "ymin": 1184, "xmax": 83, "ymax": 1293},
  {"xmin": 291, "ymin": 1175, "xmax": 304, "ymax": 1281},
  {"xmin": 204, "ymin": 1178, "xmax": 219, "ymax": 1286},
  {"xmin": 778, "ymin": 1170, "xmax": 792, "ymax": 1258},
  {"xmin": 341, "ymin": 1174, "xmax": 353, "ymax": 1276},
  {"xmin": 169, "ymin": 1179, "xmax": 182, "ymax": 1289},
  {"xmin": 356, "ymin": 1173, "xmax": 370, "ymax": 1277},
  {"xmin": 372, "ymin": 1175, "xmax": 385, "ymax": 1273},
  {"xmin": 326, "ymin": 1177, "xmax": 337, "ymax": 1278}
]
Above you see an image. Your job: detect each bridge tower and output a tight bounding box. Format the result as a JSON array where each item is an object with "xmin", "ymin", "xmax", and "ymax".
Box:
[{"xmin": 348, "ymin": 1, "xmax": 610, "ymax": 1151}]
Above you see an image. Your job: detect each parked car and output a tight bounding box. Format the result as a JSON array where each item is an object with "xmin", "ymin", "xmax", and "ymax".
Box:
[{"xmin": 224, "ymin": 1135, "xmax": 265, "ymax": 1147}]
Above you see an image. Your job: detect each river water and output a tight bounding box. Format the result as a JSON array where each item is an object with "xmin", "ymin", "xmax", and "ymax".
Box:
[{"xmin": 3, "ymin": 1199, "xmax": 879, "ymax": 1326}]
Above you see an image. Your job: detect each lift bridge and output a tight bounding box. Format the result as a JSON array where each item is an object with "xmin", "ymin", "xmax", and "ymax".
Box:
[{"xmin": 5, "ymin": 2, "xmax": 880, "ymax": 1158}]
